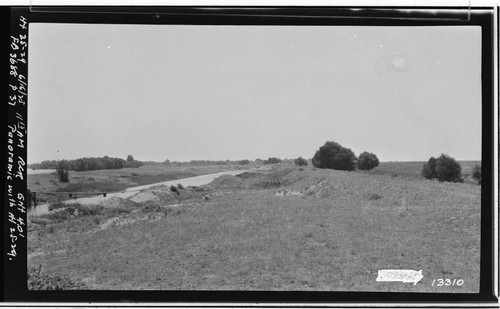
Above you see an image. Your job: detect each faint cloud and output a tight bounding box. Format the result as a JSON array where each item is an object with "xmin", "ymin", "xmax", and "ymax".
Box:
[{"xmin": 373, "ymin": 54, "xmax": 414, "ymax": 77}]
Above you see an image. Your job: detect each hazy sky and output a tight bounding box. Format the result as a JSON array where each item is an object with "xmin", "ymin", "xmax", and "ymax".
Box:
[{"xmin": 28, "ymin": 24, "xmax": 481, "ymax": 163}]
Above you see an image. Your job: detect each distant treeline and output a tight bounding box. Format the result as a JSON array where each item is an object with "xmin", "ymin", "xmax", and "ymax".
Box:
[{"xmin": 29, "ymin": 155, "xmax": 143, "ymax": 171}]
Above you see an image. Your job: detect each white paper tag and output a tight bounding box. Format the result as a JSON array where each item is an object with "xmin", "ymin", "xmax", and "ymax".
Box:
[{"xmin": 376, "ymin": 269, "xmax": 423, "ymax": 285}]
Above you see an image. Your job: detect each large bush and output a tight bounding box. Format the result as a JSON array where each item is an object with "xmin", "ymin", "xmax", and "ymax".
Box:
[
  {"xmin": 422, "ymin": 154, "xmax": 462, "ymax": 182},
  {"xmin": 357, "ymin": 152, "xmax": 380, "ymax": 171},
  {"xmin": 435, "ymin": 154, "xmax": 462, "ymax": 182},
  {"xmin": 421, "ymin": 157, "xmax": 438, "ymax": 179},
  {"xmin": 294, "ymin": 157, "xmax": 308, "ymax": 166},
  {"xmin": 312, "ymin": 141, "xmax": 357, "ymax": 171},
  {"xmin": 471, "ymin": 164, "xmax": 481, "ymax": 184}
]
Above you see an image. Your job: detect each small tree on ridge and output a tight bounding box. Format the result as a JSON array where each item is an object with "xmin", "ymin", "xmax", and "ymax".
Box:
[{"xmin": 55, "ymin": 159, "xmax": 70, "ymax": 183}]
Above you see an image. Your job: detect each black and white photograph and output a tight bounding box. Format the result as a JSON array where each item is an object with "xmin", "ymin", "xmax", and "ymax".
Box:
[{"xmin": 3, "ymin": 3, "xmax": 496, "ymax": 304}]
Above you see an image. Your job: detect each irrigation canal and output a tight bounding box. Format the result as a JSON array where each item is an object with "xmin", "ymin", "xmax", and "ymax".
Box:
[{"xmin": 28, "ymin": 169, "xmax": 253, "ymax": 216}]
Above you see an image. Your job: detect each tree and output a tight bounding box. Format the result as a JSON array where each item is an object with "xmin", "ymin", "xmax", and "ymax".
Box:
[
  {"xmin": 55, "ymin": 160, "xmax": 70, "ymax": 183},
  {"xmin": 422, "ymin": 157, "xmax": 437, "ymax": 179},
  {"xmin": 312, "ymin": 141, "xmax": 357, "ymax": 171},
  {"xmin": 239, "ymin": 159, "xmax": 250, "ymax": 165},
  {"xmin": 471, "ymin": 164, "xmax": 481, "ymax": 184},
  {"xmin": 127, "ymin": 155, "xmax": 134, "ymax": 162},
  {"xmin": 294, "ymin": 157, "xmax": 308, "ymax": 166},
  {"xmin": 357, "ymin": 152, "xmax": 380, "ymax": 171}
]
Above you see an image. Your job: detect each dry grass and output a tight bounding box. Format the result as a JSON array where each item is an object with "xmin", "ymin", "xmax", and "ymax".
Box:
[{"xmin": 28, "ymin": 162, "xmax": 480, "ymax": 292}]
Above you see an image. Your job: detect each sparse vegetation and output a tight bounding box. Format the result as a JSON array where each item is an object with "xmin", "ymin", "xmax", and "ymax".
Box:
[
  {"xmin": 366, "ymin": 192, "xmax": 382, "ymax": 200},
  {"xmin": 28, "ymin": 265, "xmax": 88, "ymax": 290},
  {"xmin": 294, "ymin": 157, "xmax": 308, "ymax": 166},
  {"xmin": 312, "ymin": 141, "xmax": 357, "ymax": 171},
  {"xmin": 357, "ymin": 152, "xmax": 380, "ymax": 171},
  {"xmin": 44, "ymin": 203, "xmax": 104, "ymax": 222}
]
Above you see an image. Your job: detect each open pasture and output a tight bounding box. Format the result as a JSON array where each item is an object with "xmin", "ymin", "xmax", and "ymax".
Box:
[
  {"xmin": 28, "ymin": 161, "xmax": 481, "ymax": 292},
  {"xmin": 369, "ymin": 161, "xmax": 480, "ymax": 179}
]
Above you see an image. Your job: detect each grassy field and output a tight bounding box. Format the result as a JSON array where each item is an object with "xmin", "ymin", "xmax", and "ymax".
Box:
[
  {"xmin": 27, "ymin": 163, "xmax": 252, "ymax": 204},
  {"xmin": 28, "ymin": 161, "xmax": 481, "ymax": 292}
]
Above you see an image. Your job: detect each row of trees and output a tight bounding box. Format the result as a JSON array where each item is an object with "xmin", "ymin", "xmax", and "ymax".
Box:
[
  {"xmin": 310, "ymin": 141, "xmax": 380, "ymax": 171},
  {"xmin": 53, "ymin": 155, "xmax": 143, "ymax": 182},
  {"xmin": 31, "ymin": 155, "xmax": 143, "ymax": 171}
]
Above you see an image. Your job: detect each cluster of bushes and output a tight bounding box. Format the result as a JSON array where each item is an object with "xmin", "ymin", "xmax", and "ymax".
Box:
[
  {"xmin": 263, "ymin": 157, "xmax": 282, "ymax": 165},
  {"xmin": 311, "ymin": 141, "xmax": 379, "ymax": 172},
  {"xmin": 421, "ymin": 154, "xmax": 462, "ymax": 182},
  {"xmin": 239, "ymin": 159, "xmax": 250, "ymax": 165}
]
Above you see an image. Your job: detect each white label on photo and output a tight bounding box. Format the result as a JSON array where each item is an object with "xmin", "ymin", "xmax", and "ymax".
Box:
[{"xmin": 376, "ymin": 269, "xmax": 423, "ymax": 285}]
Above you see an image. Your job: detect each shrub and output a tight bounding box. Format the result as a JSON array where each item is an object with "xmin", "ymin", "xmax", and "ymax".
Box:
[
  {"xmin": 357, "ymin": 152, "xmax": 380, "ymax": 171},
  {"xmin": 239, "ymin": 159, "xmax": 250, "ymax": 165},
  {"xmin": 366, "ymin": 192, "xmax": 382, "ymax": 200},
  {"xmin": 170, "ymin": 185, "xmax": 180, "ymax": 195},
  {"xmin": 294, "ymin": 157, "xmax": 308, "ymax": 166},
  {"xmin": 422, "ymin": 157, "xmax": 438, "ymax": 179},
  {"xmin": 422, "ymin": 154, "xmax": 462, "ymax": 182},
  {"xmin": 55, "ymin": 160, "xmax": 70, "ymax": 183},
  {"xmin": 263, "ymin": 157, "xmax": 282, "ymax": 165},
  {"xmin": 471, "ymin": 164, "xmax": 481, "ymax": 184},
  {"xmin": 312, "ymin": 141, "xmax": 357, "ymax": 171}
]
